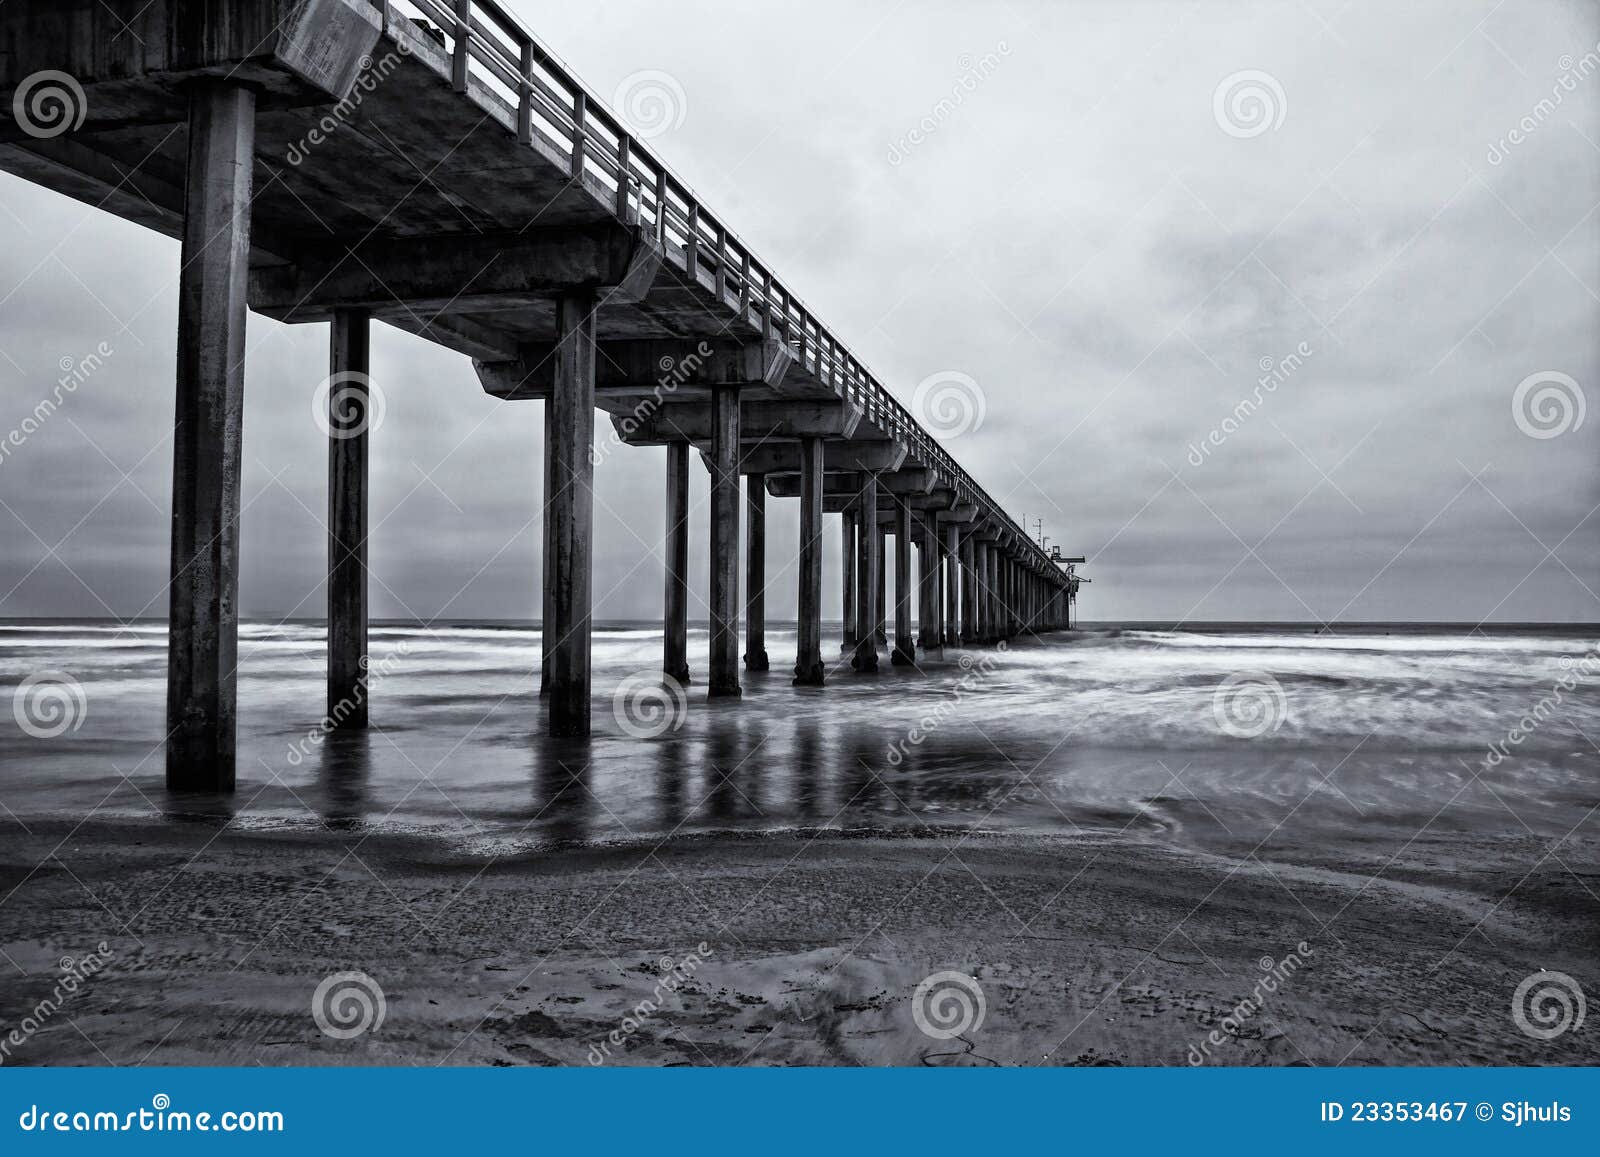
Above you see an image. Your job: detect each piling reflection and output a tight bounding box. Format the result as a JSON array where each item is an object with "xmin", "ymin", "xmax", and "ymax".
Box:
[
  {"xmin": 316, "ymin": 731, "xmax": 372, "ymax": 831},
  {"xmin": 532, "ymin": 739, "xmax": 592, "ymax": 845}
]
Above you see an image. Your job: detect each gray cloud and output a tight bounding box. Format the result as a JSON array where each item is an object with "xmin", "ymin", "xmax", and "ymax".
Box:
[{"xmin": 0, "ymin": 0, "xmax": 1595, "ymax": 625}]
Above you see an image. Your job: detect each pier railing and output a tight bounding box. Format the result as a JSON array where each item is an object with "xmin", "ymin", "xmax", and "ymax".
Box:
[{"xmin": 383, "ymin": 0, "xmax": 1053, "ymax": 566}]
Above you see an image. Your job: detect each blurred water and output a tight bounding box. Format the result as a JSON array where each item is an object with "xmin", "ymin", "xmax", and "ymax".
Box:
[{"xmin": 1, "ymin": 620, "xmax": 1596, "ymax": 863}]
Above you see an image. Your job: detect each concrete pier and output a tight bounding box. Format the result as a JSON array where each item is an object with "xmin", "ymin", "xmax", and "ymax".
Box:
[
  {"xmin": 892, "ymin": 503, "xmax": 915, "ymax": 666},
  {"xmin": 840, "ymin": 507, "xmax": 857, "ymax": 653},
  {"xmin": 793, "ymin": 438, "xmax": 826, "ymax": 686},
  {"xmin": 917, "ymin": 513, "xmax": 940, "ymax": 654},
  {"xmin": 663, "ymin": 441, "xmax": 691, "ymax": 684},
  {"xmin": 944, "ymin": 524, "xmax": 962, "ymax": 647},
  {"xmin": 540, "ymin": 403, "xmax": 554, "ymax": 697},
  {"xmin": 326, "ymin": 307, "xmax": 369, "ymax": 729},
  {"xmin": 875, "ymin": 527, "xmax": 888, "ymax": 647},
  {"xmin": 0, "ymin": 0, "xmax": 1081, "ymax": 780},
  {"xmin": 852, "ymin": 474, "xmax": 880, "ymax": 673},
  {"xmin": 708, "ymin": 385, "xmax": 742, "ymax": 698},
  {"xmin": 165, "ymin": 81, "xmax": 256, "ymax": 792},
  {"xmin": 744, "ymin": 473, "xmax": 769, "ymax": 671},
  {"xmin": 546, "ymin": 293, "xmax": 597, "ymax": 736}
]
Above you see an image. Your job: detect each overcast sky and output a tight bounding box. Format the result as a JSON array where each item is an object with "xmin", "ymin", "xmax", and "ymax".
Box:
[{"xmin": 1, "ymin": 0, "xmax": 1596, "ymax": 624}]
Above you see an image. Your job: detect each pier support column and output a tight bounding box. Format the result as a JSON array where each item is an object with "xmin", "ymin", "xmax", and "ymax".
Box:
[
  {"xmin": 663, "ymin": 441, "xmax": 691, "ymax": 684},
  {"xmin": 962, "ymin": 536, "xmax": 978, "ymax": 645},
  {"xmin": 547, "ymin": 293, "xmax": 598, "ymax": 736},
  {"xmin": 166, "ymin": 81, "xmax": 256, "ymax": 792},
  {"xmin": 793, "ymin": 438, "xmax": 825, "ymax": 686},
  {"xmin": 327, "ymin": 308, "xmax": 369, "ymax": 730},
  {"xmin": 876, "ymin": 527, "xmax": 888, "ymax": 646},
  {"xmin": 944, "ymin": 525, "xmax": 962, "ymax": 648},
  {"xmin": 851, "ymin": 474, "xmax": 880, "ymax": 672},
  {"xmin": 707, "ymin": 385, "xmax": 742, "ymax": 698},
  {"xmin": 986, "ymin": 547, "xmax": 1000, "ymax": 642},
  {"xmin": 744, "ymin": 473, "xmax": 769, "ymax": 671},
  {"xmin": 892, "ymin": 502, "xmax": 915, "ymax": 666},
  {"xmin": 840, "ymin": 507, "xmax": 857, "ymax": 653},
  {"xmin": 970, "ymin": 541, "xmax": 985, "ymax": 643},
  {"xmin": 540, "ymin": 403, "xmax": 554, "ymax": 696},
  {"xmin": 917, "ymin": 514, "xmax": 940, "ymax": 653}
]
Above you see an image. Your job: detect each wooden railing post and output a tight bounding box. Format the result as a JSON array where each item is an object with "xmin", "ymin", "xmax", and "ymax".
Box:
[
  {"xmin": 452, "ymin": 0, "xmax": 472, "ymax": 92},
  {"xmin": 714, "ymin": 224, "xmax": 728, "ymax": 301},
  {"xmin": 685, "ymin": 201, "xmax": 700, "ymax": 280},
  {"xmin": 516, "ymin": 37, "xmax": 533, "ymax": 144},
  {"xmin": 615, "ymin": 132, "xmax": 633, "ymax": 220},
  {"xmin": 570, "ymin": 91, "xmax": 586, "ymax": 179}
]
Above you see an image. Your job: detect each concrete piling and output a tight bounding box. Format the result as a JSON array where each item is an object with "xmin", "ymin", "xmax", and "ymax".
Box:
[{"xmin": 165, "ymin": 81, "xmax": 256, "ymax": 792}]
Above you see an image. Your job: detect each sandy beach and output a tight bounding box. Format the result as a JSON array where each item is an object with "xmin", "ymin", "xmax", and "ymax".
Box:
[{"xmin": 1, "ymin": 816, "xmax": 1591, "ymax": 1067}]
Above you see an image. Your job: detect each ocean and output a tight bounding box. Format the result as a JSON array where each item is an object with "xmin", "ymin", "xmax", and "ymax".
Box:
[{"xmin": 2, "ymin": 621, "xmax": 1596, "ymax": 869}]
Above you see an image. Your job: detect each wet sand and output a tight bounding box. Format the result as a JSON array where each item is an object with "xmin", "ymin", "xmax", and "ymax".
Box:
[{"xmin": 1, "ymin": 819, "xmax": 1591, "ymax": 1067}]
